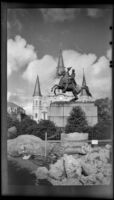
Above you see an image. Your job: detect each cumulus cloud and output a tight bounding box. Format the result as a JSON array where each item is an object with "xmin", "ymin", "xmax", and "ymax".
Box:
[
  {"xmin": 62, "ymin": 50, "xmax": 97, "ymax": 83},
  {"xmin": 7, "ymin": 90, "xmax": 33, "ymax": 112},
  {"xmin": 22, "ymin": 54, "xmax": 57, "ymax": 94},
  {"xmin": 89, "ymin": 56, "xmax": 111, "ymax": 98},
  {"xmin": 87, "ymin": 8, "xmax": 103, "ymax": 18},
  {"xmin": 7, "ymin": 35, "xmax": 37, "ymax": 76},
  {"xmin": 23, "ymin": 102, "xmax": 33, "ymax": 115},
  {"xmin": 40, "ymin": 8, "xmax": 80, "ymax": 22}
]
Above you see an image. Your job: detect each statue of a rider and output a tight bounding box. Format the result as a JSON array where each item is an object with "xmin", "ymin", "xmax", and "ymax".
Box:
[{"xmin": 61, "ymin": 67, "xmax": 77, "ymax": 93}]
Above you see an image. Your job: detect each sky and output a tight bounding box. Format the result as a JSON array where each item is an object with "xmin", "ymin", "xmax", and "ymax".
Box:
[{"xmin": 7, "ymin": 7, "xmax": 113, "ymax": 114}]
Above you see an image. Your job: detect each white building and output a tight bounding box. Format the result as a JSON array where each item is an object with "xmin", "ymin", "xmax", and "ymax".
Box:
[{"xmin": 32, "ymin": 75, "xmax": 49, "ymax": 123}]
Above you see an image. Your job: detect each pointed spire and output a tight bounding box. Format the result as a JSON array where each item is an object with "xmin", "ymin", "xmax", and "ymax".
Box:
[
  {"xmin": 80, "ymin": 69, "xmax": 92, "ymax": 97},
  {"xmin": 56, "ymin": 49, "xmax": 65, "ymax": 77},
  {"xmin": 33, "ymin": 75, "xmax": 42, "ymax": 97},
  {"xmin": 82, "ymin": 68, "xmax": 86, "ymax": 87}
]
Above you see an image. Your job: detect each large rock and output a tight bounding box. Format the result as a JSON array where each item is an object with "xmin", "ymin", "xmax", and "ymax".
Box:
[
  {"xmin": 99, "ymin": 148, "xmax": 110, "ymax": 163},
  {"xmin": 61, "ymin": 132, "xmax": 88, "ymax": 141},
  {"xmin": 83, "ymin": 147, "xmax": 110, "ymax": 164},
  {"xmin": 48, "ymin": 157, "xmax": 64, "ymax": 180},
  {"xmin": 47, "ymin": 143, "xmax": 64, "ymax": 161},
  {"xmin": 63, "ymin": 154, "xmax": 82, "ymax": 178},
  {"xmin": 81, "ymin": 162, "xmax": 97, "ymax": 176},
  {"xmin": 48, "ymin": 177, "xmax": 82, "ymax": 185},
  {"xmin": 100, "ymin": 163, "xmax": 112, "ymax": 176},
  {"xmin": 105, "ymin": 144, "xmax": 112, "ymax": 150},
  {"xmin": 35, "ymin": 167, "xmax": 49, "ymax": 179},
  {"xmin": 80, "ymin": 174, "xmax": 98, "ymax": 185},
  {"xmin": 7, "ymin": 135, "xmax": 46, "ymax": 157}
]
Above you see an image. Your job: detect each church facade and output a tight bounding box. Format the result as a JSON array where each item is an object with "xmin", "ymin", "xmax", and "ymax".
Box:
[{"xmin": 32, "ymin": 49, "xmax": 98, "ymax": 127}]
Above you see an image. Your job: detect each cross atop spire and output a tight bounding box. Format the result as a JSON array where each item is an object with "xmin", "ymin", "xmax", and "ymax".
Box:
[
  {"xmin": 33, "ymin": 75, "xmax": 42, "ymax": 97},
  {"xmin": 56, "ymin": 49, "xmax": 65, "ymax": 77}
]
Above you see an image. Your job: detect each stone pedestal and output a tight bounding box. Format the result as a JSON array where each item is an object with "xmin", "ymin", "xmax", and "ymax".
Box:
[{"xmin": 48, "ymin": 101, "xmax": 98, "ymax": 128}]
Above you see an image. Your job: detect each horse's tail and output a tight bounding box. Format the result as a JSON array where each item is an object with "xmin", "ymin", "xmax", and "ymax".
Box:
[{"xmin": 51, "ymin": 84, "xmax": 59, "ymax": 92}]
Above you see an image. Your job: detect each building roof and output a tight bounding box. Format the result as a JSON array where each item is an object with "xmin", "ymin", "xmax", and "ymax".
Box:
[
  {"xmin": 7, "ymin": 102, "xmax": 24, "ymax": 109},
  {"xmin": 56, "ymin": 49, "xmax": 65, "ymax": 77},
  {"xmin": 33, "ymin": 75, "xmax": 42, "ymax": 97},
  {"xmin": 8, "ymin": 102, "xmax": 18, "ymax": 108}
]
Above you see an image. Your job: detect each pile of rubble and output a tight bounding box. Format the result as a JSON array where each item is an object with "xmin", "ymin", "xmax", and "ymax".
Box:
[{"xmin": 35, "ymin": 143, "xmax": 112, "ymax": 185}]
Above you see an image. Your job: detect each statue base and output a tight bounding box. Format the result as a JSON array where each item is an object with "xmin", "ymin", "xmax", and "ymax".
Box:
[{"xmin": 48, "ymin": 101, "xmax": 98, "ymax": 128}]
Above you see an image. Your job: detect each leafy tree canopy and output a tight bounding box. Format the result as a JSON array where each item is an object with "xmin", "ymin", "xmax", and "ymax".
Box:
[
  {"xmin": 65, "ymin": 106, "xmax": 88, "ymax": 133},
  {"xmin": 95, "ymin": 97, "xmax": 112, "ymax": 124},
  {"xmin": 19, "ymin": 117, "xmax": 37, "ymax": 135},
  {"xmin": 32, "ymin": 119, "xmax": 57, "ymax": 140}
]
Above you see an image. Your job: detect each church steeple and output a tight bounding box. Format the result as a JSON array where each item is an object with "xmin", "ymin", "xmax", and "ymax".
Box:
[
  {"xmin": 33, "ymin": 75, "xmax": 42, "ymax": 97},
  {"xmin": 80, "ymin": 69, "xmax": 92, "ymax": 98},
  {"xmin": 82, "ymin": 68, "xmax": 86, "ymax": 87},
  {"xmin": 56, "ymin": 49, "xmax": 65, "ymax": 77}
]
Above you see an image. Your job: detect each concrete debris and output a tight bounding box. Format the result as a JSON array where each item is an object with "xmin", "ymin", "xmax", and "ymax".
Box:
[
  {"xmin": 35, "ymin": 167, "xmax": 49, "ymax": 179},
  {"xmin": 63, "ymin": 154, "xmax": 82, "ymax": 178},
  {"xmin": 48, "ymin": 158, "xmax": 64, "ymax": 180},
  {"xmin": 7, "ymin": 134, "xmax": 112, "ymax": 186}
]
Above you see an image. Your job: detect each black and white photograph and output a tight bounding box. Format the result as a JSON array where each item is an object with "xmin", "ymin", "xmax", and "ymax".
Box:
[{"xmin": 1, "ymin": 3, "xmax": 113, "ymax": 197}]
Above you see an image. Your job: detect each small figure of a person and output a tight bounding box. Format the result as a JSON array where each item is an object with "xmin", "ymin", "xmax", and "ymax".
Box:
[
  {"xmin": 70, "ymin": 69, "xmax": 77, "ymax": 87},
  {"xmin": 62, "ymin": 67, "xmax": 72, "ymax": 93}
]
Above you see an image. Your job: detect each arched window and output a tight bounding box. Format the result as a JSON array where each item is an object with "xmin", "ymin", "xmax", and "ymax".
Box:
[{"xmin": 35, "ymin": 113, "xmax": 37, "ymax": 118}]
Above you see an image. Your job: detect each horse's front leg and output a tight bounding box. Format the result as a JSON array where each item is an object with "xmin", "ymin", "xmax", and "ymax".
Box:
[
  {"xmin": 54, "ymin": 87, "xmax": 57, "ymax": 95},
  {"xmin": 51, "ymin": 85, "xmax": 55, "ymax": 92}
]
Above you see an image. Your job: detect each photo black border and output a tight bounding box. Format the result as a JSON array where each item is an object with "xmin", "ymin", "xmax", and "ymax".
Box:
[{"xmin": 1, "ymin": 1, "xmax": 114, "ymax": 198}]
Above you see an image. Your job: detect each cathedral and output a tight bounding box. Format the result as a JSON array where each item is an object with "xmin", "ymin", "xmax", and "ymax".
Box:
[{"xmin": 32, "ymin": 49, "xmax": 98, "ymax": 127}]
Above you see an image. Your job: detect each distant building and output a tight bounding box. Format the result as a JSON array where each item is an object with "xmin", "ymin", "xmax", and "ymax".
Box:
[
  {"xmin": 7, "ymin": 102, "xmax": 25, "ymax": 122},
  {"xmin": 32, "ymin": 49, "xmax": 98, "ymax": 127},
  {"xmin": 32, "ymin": 75, "xmax": 49, "ymax": 123}
]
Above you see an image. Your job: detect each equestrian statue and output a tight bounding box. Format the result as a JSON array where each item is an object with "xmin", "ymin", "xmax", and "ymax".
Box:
[{"xmin": 51, "ymin": 67, "xmax": 81, "ymax": 101}]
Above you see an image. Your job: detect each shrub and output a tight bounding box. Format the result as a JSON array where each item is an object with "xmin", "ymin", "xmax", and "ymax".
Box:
[
  {"xmin": 32, "ymin": 120, "xmax": 57, "ymax": 140},
  {"xmin": 88, "ymin": 122, "xmax": 112, "ymax": 140},
  {"xmin": 7, "ymin": 126, "xmax": 17, "ymax": 139},
  {"xmin": 19, "ymin": 117, "xmax": 37, "ymax": 135},
  {"xmin": 65, "ymin": 106, "xmax": 88, "ymax": 133},
  {"xmin": 88, "ymin": 98, "xmax": 112, "ymax": 140},
  {"xmin": 7, "ymin": 113, "xmax": 20, "ymax": 134}
]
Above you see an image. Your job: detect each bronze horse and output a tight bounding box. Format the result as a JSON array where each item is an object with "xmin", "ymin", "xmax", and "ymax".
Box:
[{"xmin": 51, "ymin": 73, "xmax": 81, "ymax": 101}]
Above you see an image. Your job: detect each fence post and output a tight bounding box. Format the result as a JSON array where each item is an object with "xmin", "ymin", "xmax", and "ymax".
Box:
[{"xmin": 45, "ymin": 132, "xmax": 47, "ymax": 158}]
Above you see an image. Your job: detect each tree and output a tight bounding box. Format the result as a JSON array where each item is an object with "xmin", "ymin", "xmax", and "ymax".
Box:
[
  {"xmin": 88, "ymin": 98, "xmax": 112, "ymax": 140},
  {"xmin": 95, "ymin": 98, "xmax": 112, "ymax": 124},
  {"xmin": 32, "ymin": 119, "xmax": 57, "ymax": 140},
  {"xmin": 7, "ymin": 113, "xmax": 20, "ymax": 133},
  {"xmin": 19, "ymin": 117, "xmax": 37, "ymax": 135},
  {"xmin": 65, "ymin": 106, "xmax": 88, "ymax": 133}
]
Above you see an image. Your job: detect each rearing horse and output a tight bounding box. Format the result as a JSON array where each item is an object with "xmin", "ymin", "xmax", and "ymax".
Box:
[{"xmin": 51, "ymin": 76, "xmax": 81, "ymax": 101}]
